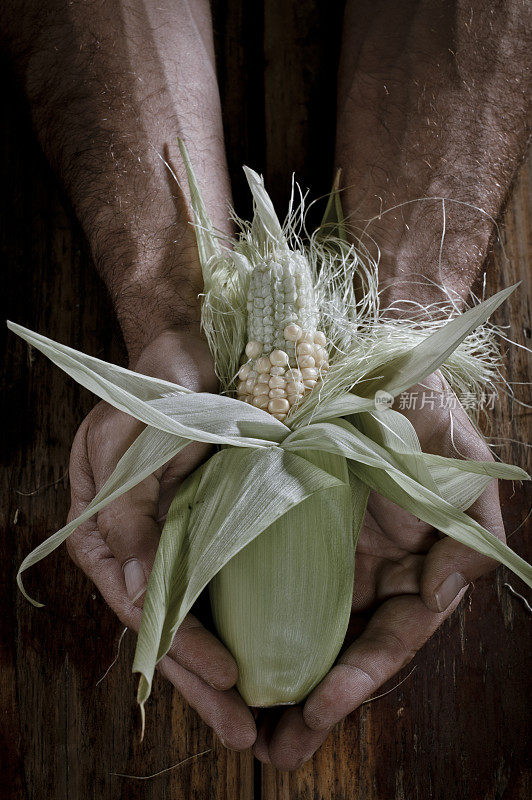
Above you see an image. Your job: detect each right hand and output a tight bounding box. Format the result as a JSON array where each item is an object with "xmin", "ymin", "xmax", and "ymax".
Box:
[{"xmin": 66, "ymin": 327, "xmax": 257, "ymax": 749}]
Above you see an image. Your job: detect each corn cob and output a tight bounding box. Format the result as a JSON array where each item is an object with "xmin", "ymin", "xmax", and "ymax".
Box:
[{"xmin": 236, "ymin": 251, "xmax": 329, "ymax": 420}]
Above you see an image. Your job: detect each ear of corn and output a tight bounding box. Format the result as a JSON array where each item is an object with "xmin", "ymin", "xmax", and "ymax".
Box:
[{"xmin": 8, "ymin": 140, "xmax": 531, "ymax": 729}]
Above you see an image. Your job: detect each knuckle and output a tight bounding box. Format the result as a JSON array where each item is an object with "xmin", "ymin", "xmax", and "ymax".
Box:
[
  {"xmin": 97, "ymin": 507, "xmax": 121, "ymax": 543},
  {"xmin": 66, "ymin": 529, "xmax": 112, "ymax": 571},
  {"xmin": 341, "ymin": 661, "xmax": 379, "ymax": 695},
  {"xmin": 368, "ymin": 628, "xmax": 417, "ymax": 675}
]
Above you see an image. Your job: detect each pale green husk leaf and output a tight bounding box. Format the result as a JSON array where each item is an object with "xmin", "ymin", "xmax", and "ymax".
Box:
[
  {"xmin": 177, "ymin": 139, "xmax": 222, "ymax": 269},
  {"xmin": 355, "ymin": 408, "xmax": 527, "ymax": 509},
  {"xmin": 7, "ymin": 322, "xmax": 286, "ymax": 448},
  {"xmin": 8, "ymin": 321, "xmax": 193, "ymax": 397},
  {"xmin": 354, "ymin": 284, "xmax": 518, "ymax": 399},
  {"xmin": 242, "ymin": 166, "xmax": 286, "ymax": 247},
  {"xmin": 289, "ymin": 285, "xmax": 517, "ymax": 428},
  {"xmin": 133, "ymin": 446, "xmax": 344, "ymax": 727},
  {"xmin": 316, "ymin": 169, "xmax": 347, "ymax": 242},
  {"xmin": 284, "ymin": 417, "xmax": 531, "ymax": 586},
  {"xmin": 427, "ymin": 467, "xmax": 493, "ymax": 511},
  {"xmin": 349, "ymin": 459, "xmax": 532, "ymax": 587}
]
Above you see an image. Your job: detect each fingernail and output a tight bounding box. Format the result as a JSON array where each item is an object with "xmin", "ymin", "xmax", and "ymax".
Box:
[
  {"xmin": 434, "ymin": 572, "xmax": 468, "ymax": 612},
  {"xmin": 123, "ymin": 559, "xmax": 146, "ymax": 604}
]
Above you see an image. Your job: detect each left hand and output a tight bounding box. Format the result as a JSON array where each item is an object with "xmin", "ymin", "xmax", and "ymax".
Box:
[{"xmin": 253, "ymin": 373, "xmax": 507, "ymax": 770}]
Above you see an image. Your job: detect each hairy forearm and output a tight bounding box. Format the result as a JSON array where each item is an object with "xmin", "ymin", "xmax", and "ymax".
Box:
[
  {"xmin": 336, "ymin": 0, "xmax": 531, "ymax": 306},
  {"xmin": 3, "ymin": 0, "xmax": 231, "ymax": 357}
]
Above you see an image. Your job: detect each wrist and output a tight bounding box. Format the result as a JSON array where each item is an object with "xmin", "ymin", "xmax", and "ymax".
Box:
[
  {"xmin": 92, "ymin": 221, "xmax": 205, "ymax": 359},
  {"xmin": 113, "ymin": 278, "xmax": 203, "ymax": 361},
  {"xmin": 372, "ymin": 200, "xmax": 494, "ymax": 312}
]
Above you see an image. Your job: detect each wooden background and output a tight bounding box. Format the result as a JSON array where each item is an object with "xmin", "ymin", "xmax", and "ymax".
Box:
[{"xmin": 1, "ymin": 2, "xmax": 530, "ymax": 798}]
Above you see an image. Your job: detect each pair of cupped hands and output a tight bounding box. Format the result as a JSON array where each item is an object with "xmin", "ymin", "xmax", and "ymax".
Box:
[{"xmin": 66, "ymin": 325, "xmax": 504, "ymax": 771}]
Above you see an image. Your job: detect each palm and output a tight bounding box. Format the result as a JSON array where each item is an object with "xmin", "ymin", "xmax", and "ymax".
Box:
[{"xmin": 352, "ymin": 493, "xmax": 437, "ymax": 615}]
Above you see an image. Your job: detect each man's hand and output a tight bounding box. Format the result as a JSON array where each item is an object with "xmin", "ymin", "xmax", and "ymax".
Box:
[
  {"xmin": 65, "ymin": 327, "xmax": 257, "ymax": 750},
  {"xmin": 253, "ymin": 373, "xmax": 506, "ymax": 769}
]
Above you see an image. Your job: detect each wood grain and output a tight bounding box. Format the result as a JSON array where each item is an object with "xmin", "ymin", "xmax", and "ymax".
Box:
[{"xmin": 1, "ymin": 2, "xmax": 530, "ymax": 798}]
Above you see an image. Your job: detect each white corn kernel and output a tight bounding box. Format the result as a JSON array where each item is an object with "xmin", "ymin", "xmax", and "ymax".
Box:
[
  {"xmin": 268, "ymin": 397, "xmax": 290, "ymax": 414},
  {"xmin": 287, "ymin": 368, "xmax": 302, "ymax": 382},
  {"xmin": 252, "ymin": 396, "xmax": 270, "ymax": 409},
  {"xmin": 245, "ymin": 341, "xmax": 263, "ymax": 359},
  {"xmin": 269, "ymin": 387, "xmax": 287, "ymax": 398},
  {"xmin": 303, "ymin": 379, "xmax": 317, "ymax": 389},
  {"xmin": 270, "ymin": 349, "xmax": 289, "ymax": 366},
  {"xmin": 286, "ymin": 380, "xmax": 305, "ymax": 394},
  {"xmin": 283, "ymin": 323, "xmax": 302, "ymax": 341},
  {"xmin": 238, "ymin": 364, "xmax": 251, "ymax": 380},
  {"xmin": 257, "ymin": 373, "xmax": 270, "ymax": 384},
  {"xmin": 296, "ymin": 342, "xmax": 314, "ymax": 357},
  {"xmin": 298, "ymin": 355, "xmax": 315, "ymax": 369},
  {"xmin": 301, "ymin": 367, "xmax": 318, "ymax": 380},
  {"xmin": 270, "ymin": 366, "xmax": 286, "ymax": 376},
  {"xmin": 253, "ymin": 384, "xmax": 270, "ymax": 397},
  {"xmin": 256, "ymin": 356, "xmax": 271, "ymax": 373},
  {"xmin": 269, "ymin": 376, "xmax": 286, "ymax": 388},
  {"xmin": 314, "ymin": 331, "xmax": 327, "ymax": 346},
  {"xmin": 244, "ymin": 378, "xmax": 256, "ymax": 393}
]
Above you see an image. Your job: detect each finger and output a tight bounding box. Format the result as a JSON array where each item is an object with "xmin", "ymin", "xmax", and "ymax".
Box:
[
  {"xmin": 303, "ymin": 593, "xmax": 465, "ymax": 732},
  {"xmin": 70, "ymin": 421, "xmax": 161, "ymax": 607},
  {"xmin": 171, "ymin": 614, "xmax": 238, "ymax": 689},
  {"xmin": 96, "ymin": 478, "xmax": 161, "ymax": 606},
  {"xmin": 420, "ymin": 478, "xmax": 505, "ymax": 613},
  {"xmin": 367, "ymin": 493, "xmax": 438, "ymax": 553},
  {"xmin": 352, "ymin": 552, "xmax": 426, "ymax": 611},
  {"xmin": 67, "ymin": 491, "xmax": 237, "ymax": 690},
  {"xmin": 265, "ymin": 707, "xmax": 330, "ymax": 771},
  {"xmin": 158, "ymin": 657, "xmax": 256, "ymax": 751},
  {"xmin": 73, "ymin": 405, "xmax": 157, "ymax": 605},
  {"xmin": 253, "ymin": 710, "xmax": 278, "ymax": 764}
]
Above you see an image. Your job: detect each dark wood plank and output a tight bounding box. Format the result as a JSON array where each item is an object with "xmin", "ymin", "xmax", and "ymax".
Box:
[{"xmin": 263, "ymin": 0, "xmax": 343, "ymax": 213}]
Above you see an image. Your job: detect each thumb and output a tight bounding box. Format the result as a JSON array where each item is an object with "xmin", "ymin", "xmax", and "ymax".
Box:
[
  {"xmin": 421, "ymin": 479, "xmax": 505, "ymax": 613},
  {"xmin": 97, "ymin": 475, "xmax": 161, "ymax": 606}
]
